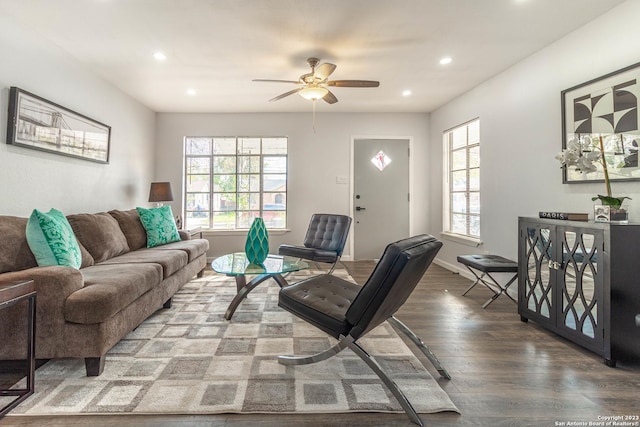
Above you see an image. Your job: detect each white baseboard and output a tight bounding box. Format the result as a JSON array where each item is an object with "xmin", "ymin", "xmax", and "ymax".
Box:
[{"xmin": 433, "ymin": 258, "xmax": 476, "ymax": 282}]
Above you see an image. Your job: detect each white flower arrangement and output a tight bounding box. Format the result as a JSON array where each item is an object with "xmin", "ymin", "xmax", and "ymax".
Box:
[{"xmin": 556, "ymin": 134, "xmax": 630, "ymax": 208}]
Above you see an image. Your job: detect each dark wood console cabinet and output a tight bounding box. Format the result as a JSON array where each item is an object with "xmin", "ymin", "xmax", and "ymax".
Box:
[{"xmin": 518, "ymin": 217, "xmax": 640, "ymax": 366}]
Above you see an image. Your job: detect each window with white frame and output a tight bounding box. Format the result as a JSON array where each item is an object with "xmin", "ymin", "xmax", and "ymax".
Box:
[
  {"xmin": 443, "ymin": 119, "xmax": 480, "ymax": 239},
  {"xmin": 183, "ymin": 136, "xmax": 287, "ymax": 230}
]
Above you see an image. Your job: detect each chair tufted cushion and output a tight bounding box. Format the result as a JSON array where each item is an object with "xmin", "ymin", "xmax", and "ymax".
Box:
[
  {"xmin": 278, "ymin": 274, "xmax": 361, "ymax": 339},
  {"xmin": 279, "ymin": 234, "xmax": 442, "ymax": 342},
  {"xmin": 345, "ymin": 235, "xmax": 442, "ymax": 340},
  {"xmin": 302, "ymin": 214, "xmax": 352, "ymax": 255}
]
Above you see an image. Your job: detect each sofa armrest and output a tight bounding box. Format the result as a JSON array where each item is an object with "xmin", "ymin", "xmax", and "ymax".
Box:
[
  {"xmin": 0, "ymin": 265, "xmax": 84, "ymax": 302},
  {"xmin": 179, "ymin": 230, "xmax": 191, "ymax": 240},
  {"xmin": 0, "ymin": 266, "xmax": 84, "ymax": 359}
]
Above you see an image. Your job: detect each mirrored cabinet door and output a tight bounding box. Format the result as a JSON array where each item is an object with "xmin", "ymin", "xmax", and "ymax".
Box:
[
  {"xmin": 520, "ymin": 225, "xmax": 555, "ymax": 326},
  {"xmin": 557, "ymin": 229, "xmax": 604, "ymax": 348}
]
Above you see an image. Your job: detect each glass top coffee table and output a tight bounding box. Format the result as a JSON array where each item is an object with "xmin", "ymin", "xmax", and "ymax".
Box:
[{"xmin": 211, "ymin": 252, "xmax": 309, "ymax": 320}]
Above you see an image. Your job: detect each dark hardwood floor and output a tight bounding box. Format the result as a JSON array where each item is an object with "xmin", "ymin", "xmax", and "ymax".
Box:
[{"xmin": 2, "ymin": 261, "xmax": 638, "ymax": 427}]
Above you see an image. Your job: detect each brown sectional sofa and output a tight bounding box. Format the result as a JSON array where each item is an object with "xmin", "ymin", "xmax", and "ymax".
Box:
[{"xmin": 0, "ymin": 208, "xmax": 208, "ymax": 376}]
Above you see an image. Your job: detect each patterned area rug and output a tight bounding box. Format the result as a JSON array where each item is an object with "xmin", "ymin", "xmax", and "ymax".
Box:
[{"xmin": 11, "ymin": 269, "xmax": 459, "ymax": 416}]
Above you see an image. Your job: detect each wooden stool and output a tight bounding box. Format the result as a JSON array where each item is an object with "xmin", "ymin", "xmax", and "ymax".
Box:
[{"xmin": 457, "ymin": 254, "xmax": 517, "ymax": 308}]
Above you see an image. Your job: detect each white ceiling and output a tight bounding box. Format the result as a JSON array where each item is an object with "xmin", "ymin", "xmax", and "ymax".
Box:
[{"xmin": 0, "ymin": 0, "xmax": 626, "ymax": 113}]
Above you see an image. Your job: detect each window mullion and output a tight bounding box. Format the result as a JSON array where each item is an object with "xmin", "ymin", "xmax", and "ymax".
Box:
[
  {"xmin": 235, "ymin": 137, "xmax": 240, "ymax": 229},
  {"xmin": 449, "ymin": 136, "xmax": 454, "ymax": 230},
  {"xmin": 465, "ymin": 142, "xmax": 471, "ymax": 235},
  {"xmin": 209, "ymin": 141, "xmax": 214, "ymax": 229}
]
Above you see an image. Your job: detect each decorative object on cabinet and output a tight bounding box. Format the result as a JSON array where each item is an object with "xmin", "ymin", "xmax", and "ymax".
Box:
[
  {"xmin": 6, "ymin": 87, "xmax": 111, "ymax": 164},
  {"xmin": 245, "ymin": 217, "xmax": 269, "ymax": 265},
  {"xmin": 518, "ymin": 217, "xmax": 640, "ymax": 366},
  {"xmin": 560, "ymin": 62, "xmax": 640, "ymax": 185},
  {"xmin": 538, "ymin": 212, "xmax": 588, "ymax": 221},
  {"xmin": 557, "ymin": 134, "xmax": 631, "ymax": 221},
  {"xmin": 593, "ymin": 204, "xmax": 629, "ymax": 224}
]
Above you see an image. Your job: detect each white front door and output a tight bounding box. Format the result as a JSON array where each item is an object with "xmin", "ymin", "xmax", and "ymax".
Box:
[{"xmin": 353, "ymin": 138, "xmax": 410, "ymax": 260}]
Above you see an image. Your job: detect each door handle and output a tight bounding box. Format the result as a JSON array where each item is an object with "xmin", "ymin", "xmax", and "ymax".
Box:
[
  {"xmin": 548, "ymin": 260, "xmax": 563, "ymax": 270},
  {"xmin": 356, "ymin": 206, "xmax": 366, "ymax": 211}
]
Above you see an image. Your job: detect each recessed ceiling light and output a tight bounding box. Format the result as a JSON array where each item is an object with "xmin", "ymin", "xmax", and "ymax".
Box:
[
  {"xmin": 402, "ymin": 90, "xmax": 412, "ymax": 97},
  {"xmin": 439, "ymin": 57, "xmax": 452, "ymax": 65},
  {"xmin": 153, "ymin": 52, "xmax": 167, "ymax": 61},
  {"xmin": 186, "ymin": 88, "xmax": 197, "ymax": 96}
]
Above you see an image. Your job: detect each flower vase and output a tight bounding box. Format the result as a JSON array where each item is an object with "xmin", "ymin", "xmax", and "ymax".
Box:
[{"xmin": 245, "ymin": 217, "xmax": 269, "ymax": 265}]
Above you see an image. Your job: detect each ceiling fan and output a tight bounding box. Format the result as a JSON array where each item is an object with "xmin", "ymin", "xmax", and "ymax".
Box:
[{"xmin": 253, "ymin": 57, "xmax": 380, "ymax": 104}]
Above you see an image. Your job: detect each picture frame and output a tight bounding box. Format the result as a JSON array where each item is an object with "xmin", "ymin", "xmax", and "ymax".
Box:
[
  {"xmin": 561, "ymin": 62, "xmax": 640, "ymax": 183},
  {"xmin": 6, "ymin": 87, "xmax": 111, "ymax": 164}
]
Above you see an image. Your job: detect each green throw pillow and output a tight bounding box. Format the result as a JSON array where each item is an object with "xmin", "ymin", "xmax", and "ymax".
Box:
[
  {"xmin": 25, "ymin": 208, "xmax": 82, "ymax": 269},
  {"xmin": 136, "ymin": 206, "xmax": 181, "ymax": 248}
]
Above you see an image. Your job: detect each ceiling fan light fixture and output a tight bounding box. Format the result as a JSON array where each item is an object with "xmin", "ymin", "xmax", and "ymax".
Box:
[{"xmin": 299, "ymin": 86, "xmax": 328, "ymax": 101}]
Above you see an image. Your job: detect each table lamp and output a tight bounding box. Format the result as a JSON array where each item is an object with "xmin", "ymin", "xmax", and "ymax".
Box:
[{"xmin": 148, "ymin": 182, "xmax": 173, "ymax": 207}]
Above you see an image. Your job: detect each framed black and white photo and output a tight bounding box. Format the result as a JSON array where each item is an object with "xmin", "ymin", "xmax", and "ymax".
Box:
[
  {"xmin": 561, "ymin": 62, "xmax": 640, "ymax": 183},
  {"xmin": 6, "ymin": 87, "xmax": 111, "ymax": 163}
]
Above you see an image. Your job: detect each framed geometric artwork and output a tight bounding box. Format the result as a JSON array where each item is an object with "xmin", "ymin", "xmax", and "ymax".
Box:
[
  {"xmin": 6, "ymin": 87, "xmax": 111, "ymax": 164},
  {"xmin": 561, "ymin": 62, "xmax": 640, "ymax": 183}
]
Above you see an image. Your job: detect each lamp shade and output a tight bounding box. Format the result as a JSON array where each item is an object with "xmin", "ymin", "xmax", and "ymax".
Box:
[
  {"xmin": 299, "ymin": 86, "xmax": 328, "ymax": 101},
  {"xmin": 148, "ymin": 182, "xmax": 174, "ymax": 203}
]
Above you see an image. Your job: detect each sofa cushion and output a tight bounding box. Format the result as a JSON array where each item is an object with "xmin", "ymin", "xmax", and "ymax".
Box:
[
  {"xmin": 100, "ymin": 248, "xmax": 188, "ymax": 278},
  {"xmin": 66, "ymin": 263, "xmax": 163, "ymax": 324},
  {"xmin": 149, "ymin": 239, "xmax": 209, "ymax": 263},
  {"xmin": 67, "ymin": 212, "xmax": 130, "ymax": 263},
  {"xmin": 136, "ymin": 206, "xmax": 181, "ymax": 248},
  {"xmin": 0, "ymin": 216, "xmax": 37, "ymax": 273},
  {"xmin": 26, "ymin": 208, "xmax": 82, "ymax": 269},
  {"xmin": 78, "ymin": 242, "xmax": 95, "ymax": 268},
  {"xmin": 108, "ymin": 209, "xmax": 147, "ymax": 251}
]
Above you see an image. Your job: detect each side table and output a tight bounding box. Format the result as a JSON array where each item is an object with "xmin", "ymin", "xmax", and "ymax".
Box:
[
  {"xmin": 0, "ymin": 280, "xmax": 36, "ymax": 417},
  {"xmin": 182, "ymin": 226, "xmax": 203, "ymax": 239}
]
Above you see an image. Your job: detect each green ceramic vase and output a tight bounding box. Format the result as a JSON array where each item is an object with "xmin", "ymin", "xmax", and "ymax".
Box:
[{"xmin": 245, "ymin": 217, "xmax": 269, "ymax": 265}]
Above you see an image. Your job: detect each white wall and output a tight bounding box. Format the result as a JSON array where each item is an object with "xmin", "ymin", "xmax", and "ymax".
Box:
[
  {"xmin": 429, "ymin": 0, "xmax": 640, "ymax": 272},
  {"xmin": 0, "ymin": 13, "xmax": 156, "ymax": 217},
  {"xmin": 156, "ymin": 112, "xmax": 430, "ymax": 258}
]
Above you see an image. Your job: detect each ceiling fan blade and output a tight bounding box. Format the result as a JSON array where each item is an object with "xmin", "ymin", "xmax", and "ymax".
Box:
[
  {"xmin": 268, "ymin": 88, "xmax": 303, "ymax": 102},
  {"xmin": 314, "ymin": 63, "xmax": 337, "ymax": 80},
  {"xmin": 323, "ymin": 90, "xmax": 338, "ymax": 104},
  {"xmin": 327, "ymin": 80, "xmax": 380, "ymax": 88},
  {"xmin": 253, "ymin": 79, "xmax": 301, "ymax": 84}
]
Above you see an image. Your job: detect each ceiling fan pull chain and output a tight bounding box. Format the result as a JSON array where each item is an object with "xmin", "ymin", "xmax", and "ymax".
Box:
[{"xmin": 312, "ymin": 100, "xmax": 317, "ymax": 133}]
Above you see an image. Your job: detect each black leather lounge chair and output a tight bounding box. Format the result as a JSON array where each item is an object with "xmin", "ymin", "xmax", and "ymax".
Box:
[
  {"xmin": 278, "ymin": 213, "xmax": 352, "ymax": 274},
  {"xmin": 277, "ymin": 234, "xmax": 449, "ymax": 427}
]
